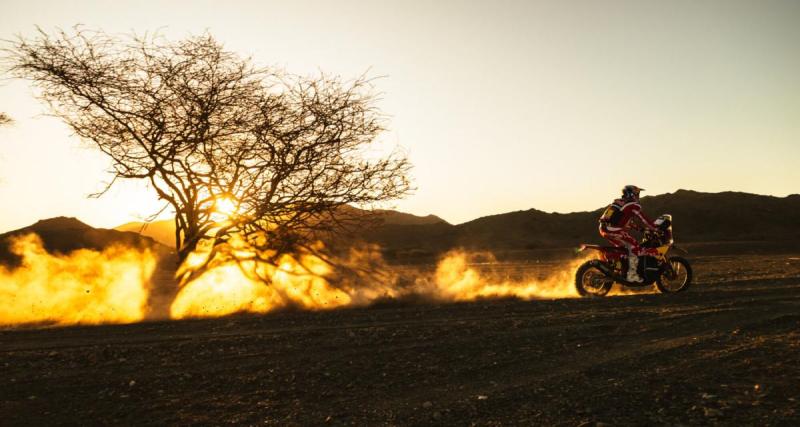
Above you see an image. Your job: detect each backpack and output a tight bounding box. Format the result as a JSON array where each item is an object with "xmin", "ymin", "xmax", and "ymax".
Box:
[{"xmin": 599, "ymin": 199, "xmax": 625, "ymax": 225}]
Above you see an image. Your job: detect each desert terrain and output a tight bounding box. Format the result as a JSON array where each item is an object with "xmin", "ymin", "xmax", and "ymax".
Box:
[
  {"xmin": 2, "ymin": 253, "xmax": 799, "ymax": 425},
  {"xmin": 3, "ymin": 5, "xmax": 798, "ymax": 424}
]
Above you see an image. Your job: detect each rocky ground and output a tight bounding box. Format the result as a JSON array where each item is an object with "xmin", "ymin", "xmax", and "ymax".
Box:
[{"xmin": 2, "ymin": 254, "xmax": 800, "ymax": 425}]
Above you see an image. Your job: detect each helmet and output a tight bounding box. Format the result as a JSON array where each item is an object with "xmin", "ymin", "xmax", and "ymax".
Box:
[{"xmin": 621, "ymin": 185, "xmax": 644, "ymax": 202}]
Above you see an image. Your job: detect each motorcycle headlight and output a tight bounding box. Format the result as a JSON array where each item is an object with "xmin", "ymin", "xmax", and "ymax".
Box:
[{"xmin": 655, "ymin": 214, "xmax": 672, "ymax": 230}]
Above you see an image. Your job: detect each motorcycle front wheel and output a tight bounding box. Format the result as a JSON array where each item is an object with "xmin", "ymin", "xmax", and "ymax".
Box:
[
  {"xmin": 655, "ymin": 256, "xmax": 693, "ymax": 293},
  {"xmin": 575, "ymin": 261, "xmax": 613, "ymax": 297}
]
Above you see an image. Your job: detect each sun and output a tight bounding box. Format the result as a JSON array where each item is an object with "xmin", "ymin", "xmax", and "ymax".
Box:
[{"xmin": 212, "ymin": 196, "xmax": 239, "ymax": 221}]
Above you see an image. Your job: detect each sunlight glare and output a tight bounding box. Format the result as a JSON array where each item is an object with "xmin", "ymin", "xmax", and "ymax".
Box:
[{"xmin": 212, "ymin": 196, "xmax": 239, "ymax": 222}]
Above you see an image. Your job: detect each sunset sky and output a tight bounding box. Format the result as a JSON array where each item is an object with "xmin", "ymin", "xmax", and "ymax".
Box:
[{"xmin": 1, "ymin": 0, "xmax": 798, "ymax": 231}]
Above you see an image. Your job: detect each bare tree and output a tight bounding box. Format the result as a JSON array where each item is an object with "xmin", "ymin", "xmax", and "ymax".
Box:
[
  {"xmin": 5, "ymin": 28, "xmax": 411, "ymax": 275},
  {"xmin": 0, "ymin": 112, "xmax": 11, "ymax": 126}
]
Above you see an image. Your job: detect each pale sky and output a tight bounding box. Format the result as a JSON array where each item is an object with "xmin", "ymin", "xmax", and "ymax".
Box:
[{"xmin": 1, "ymin": 0, "xmax": 798, "ymax": 231}]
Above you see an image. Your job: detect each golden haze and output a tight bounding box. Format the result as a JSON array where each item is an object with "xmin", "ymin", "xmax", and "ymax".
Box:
[
  {"xmin": 2, "ymin": 233, "xmax": 601, "ymax": 327},
  {"xmin": 0, "ymin": 234, "xmax": 156, "ymax": 326}
]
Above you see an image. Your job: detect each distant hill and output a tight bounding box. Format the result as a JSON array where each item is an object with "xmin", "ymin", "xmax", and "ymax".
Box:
[
  {"xmin": 0, "ymin": 217, "xmax": 169, "ymax": 266},
  {"xmin": 371, "ymin": 209, "xmax": 449, "ymax": 226},
  {"xmin": 451, "ymin": 190, "xmax": 800, "ymax": 246},
  {"xmin": 362, "ymin": 190, "xmax": 800, "ymax": 259},
  {"xmin": 114, "ymin": 208, "xmax": 449, "ymax": 248},
  {"xmin": 116, "ymin": 220, "xmax": 177, "ymax": 248},
  {"xmin": 4, "ymin": 190, "xmax": 798, "ymax": 264}
]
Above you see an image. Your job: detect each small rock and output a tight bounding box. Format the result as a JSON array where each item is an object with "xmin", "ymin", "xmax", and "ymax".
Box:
[
  {"xmin": 432, "ymin": 411, "xmax": 442, "ymax": 420},
  {"xmin": 422, "ymin": 401, "xmax": 433, "ymax": 409},
  {"xmin": 129, "ymin": 380, "xmax": 136, "ymax": 387},
  {"xmin": 477, "ymin": 395, "xmax": 489, "ymax": 400}
]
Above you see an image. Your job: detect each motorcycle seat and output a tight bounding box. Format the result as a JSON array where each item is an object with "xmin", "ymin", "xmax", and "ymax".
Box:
[{"xmin": 579, "ymin": 244, "xmax": 628, "ymax": 254}]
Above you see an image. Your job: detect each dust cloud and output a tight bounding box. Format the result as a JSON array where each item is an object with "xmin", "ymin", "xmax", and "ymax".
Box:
[
  {"xmin": 1, "ymin": 233, "xmax": 601, "ymax": 326},
  {"xmin": 0, "ymin": 234, "xmax": 156, "ymax": 326}
]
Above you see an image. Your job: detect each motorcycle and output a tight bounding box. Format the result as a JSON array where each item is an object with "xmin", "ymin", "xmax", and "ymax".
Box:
[{"xmin": 575, "ymin": 214, "xmax": 692, "ymax": 297}]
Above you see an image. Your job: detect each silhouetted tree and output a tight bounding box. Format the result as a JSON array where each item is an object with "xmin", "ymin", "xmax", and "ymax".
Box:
[{"xmin": 6, "ymin": 29, "xmax": 411, "ymax": 274}]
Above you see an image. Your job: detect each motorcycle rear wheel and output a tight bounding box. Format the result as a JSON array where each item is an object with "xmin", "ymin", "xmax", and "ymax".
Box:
[
  {"xmin": 575, "ymin": 261, "xmax": 613, "ymax": 297},
  {"xmin": 655, "ymin": 256, "xmax": 692, "ymax": 293}
]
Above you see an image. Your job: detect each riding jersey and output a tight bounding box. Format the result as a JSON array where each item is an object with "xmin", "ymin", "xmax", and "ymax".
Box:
[{"xmin": 599, "ymin": 198, "xmax": 657, "ymax": 232}]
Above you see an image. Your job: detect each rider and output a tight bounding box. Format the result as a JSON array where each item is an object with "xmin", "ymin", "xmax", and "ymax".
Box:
[{"xmin": 598, "ymin": 185, "xmax": 658, "ymax": 282}]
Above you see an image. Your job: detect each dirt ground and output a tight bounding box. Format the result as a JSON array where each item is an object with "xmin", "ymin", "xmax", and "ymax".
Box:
[{"xmin": 2, "ymin": 254, "xmax": 800, "ymax": 425}]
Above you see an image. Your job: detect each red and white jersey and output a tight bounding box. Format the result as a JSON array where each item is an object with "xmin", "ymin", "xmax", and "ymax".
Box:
[{"xmin": 598, "ymin": 198, "xmax": 657, "ymax": 232}]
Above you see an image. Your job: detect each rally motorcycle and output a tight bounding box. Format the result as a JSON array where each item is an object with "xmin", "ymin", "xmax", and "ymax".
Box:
[{"xmin": 575, "ymin": 214, "xmax": 692, "ymax": 297}]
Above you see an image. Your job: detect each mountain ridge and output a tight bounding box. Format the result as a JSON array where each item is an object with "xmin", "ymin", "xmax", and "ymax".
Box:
[
  {"xmin": 0, "ymin": 216, "xmax": 169, "ymax": 266},
  {"xmin": 114, "ymin": 208, "xmax": 449, "ymax": 247},
  {"xmin": 2, "ymin": 189, "xmax": 798, "ymax": 262},
  {"xmin": 363, "ymin": 189, "xmax": 800, "ymax": 259}
]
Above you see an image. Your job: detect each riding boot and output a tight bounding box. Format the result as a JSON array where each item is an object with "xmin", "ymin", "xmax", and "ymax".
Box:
[{"xmin": 626, "ymin": 255, "xmax": 643, "ymax": 283}]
